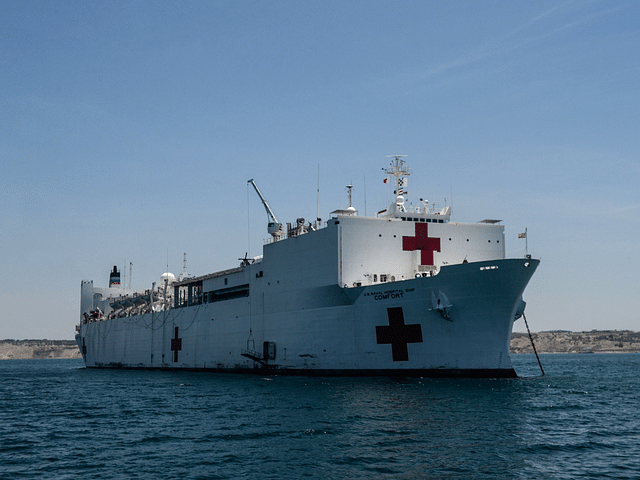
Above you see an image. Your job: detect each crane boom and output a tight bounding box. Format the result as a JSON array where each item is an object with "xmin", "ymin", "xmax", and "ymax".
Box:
[
  {"xmin": 248, "ymin": 179, "xmax": 278, "ymax": 223},
  {"xmin": 248, "ymin": 179, "xmax": 283, "ymax": 239}
]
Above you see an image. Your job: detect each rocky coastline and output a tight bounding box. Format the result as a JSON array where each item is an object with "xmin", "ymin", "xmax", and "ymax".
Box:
[
  {"xmin": 0, "ymin": 339, "xmax": 81, "ymax": 360},
  {"xmin": 511, "ymin": 330, "xmax": 640, "ymax": 354},
  {"xmin": 2, "ymin": 331, "xmax": 639, "ymax": 360}
]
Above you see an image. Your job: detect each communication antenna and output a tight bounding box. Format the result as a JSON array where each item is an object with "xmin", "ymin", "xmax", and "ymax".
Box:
[
  {"xmin": 364, "ymin": 174, "xmax": 367, "ymax": 217},
  {"xmin": 347, "ymin": 184, "xmax": 354, "ymax": 209},
  {"xmin": 129, "ymin": 262, "xmax": 132, "ymax": 290},
  {"xmin": 247, "ymin": 182, "xmax": 251, "ymax": 256},
  {"xmin": 317, "ymin": 164, "xmax": 320, "ymax": 222},
  {"xmin": 384, "ymin": 155, "xmax": 410, "ymax": 202},
  {"xmin": 450, "ymin": 183, "xmax": 454, "ymax": 220},
  {"xmin": 183, "ymin": 253, "xmax": 188, "ymax": 277}
]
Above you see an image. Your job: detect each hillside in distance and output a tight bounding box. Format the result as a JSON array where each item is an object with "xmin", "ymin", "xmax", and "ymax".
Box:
[
  {"xmin": 2, "ymin": 331, "xmax": 640, "ymax": 360},
  {"xmin": 511, "ymin": 330, "xmax": 640, "ymax": 354},
  {"xmin": 1, "ymin": 340, "xmax": 81, "ymax": 360}
]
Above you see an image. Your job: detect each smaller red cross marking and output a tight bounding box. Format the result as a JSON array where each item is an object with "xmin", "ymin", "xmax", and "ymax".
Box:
[
  {"xmin": 402, "ymin": 223, "xmax": 441, "ymax": 266},
  {"xmin": 171, "ymin": 327, "xmax": 182, "ymax": 362}
]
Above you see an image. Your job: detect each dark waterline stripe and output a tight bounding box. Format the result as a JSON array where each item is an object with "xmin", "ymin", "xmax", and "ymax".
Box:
[{"xmin": 87, "ymin": 364, "xmax": 518, "ymax": 378}]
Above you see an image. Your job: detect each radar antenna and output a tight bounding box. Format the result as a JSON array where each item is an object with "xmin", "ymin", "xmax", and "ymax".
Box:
[
  {"xmin": 346, "ymin": 184, "xmax": 354, "ymax": 209},
  {"xmin": 384, "ymin": 155, "xmax": 411, "ymax": 201}
]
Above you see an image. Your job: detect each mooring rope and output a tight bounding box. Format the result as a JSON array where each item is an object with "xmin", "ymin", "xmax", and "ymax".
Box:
[{"xmin": 523, "ymin": 312, "xmax": 545, "ymax": 376}]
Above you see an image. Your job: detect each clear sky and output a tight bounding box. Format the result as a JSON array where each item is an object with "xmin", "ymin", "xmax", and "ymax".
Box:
[{"xmin": 2, "ymin": 0, "xmax": 639, "ymax": 339}]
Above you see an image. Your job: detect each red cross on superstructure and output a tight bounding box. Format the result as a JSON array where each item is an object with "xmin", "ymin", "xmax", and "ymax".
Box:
[
  {"xmin": 402, "ymin": 223, "xmax": 441, "ymax": 266},
  {"xmin": 171, "ymin": 327, "xmax": 182, "ymax": 362}
]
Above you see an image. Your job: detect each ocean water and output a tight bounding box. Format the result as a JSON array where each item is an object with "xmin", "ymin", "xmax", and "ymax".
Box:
[{"xmin": 1, "ymin": 355, "xmax": 639, "ymax": 479}]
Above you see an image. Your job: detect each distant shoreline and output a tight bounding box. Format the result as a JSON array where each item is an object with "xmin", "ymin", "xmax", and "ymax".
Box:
[
  {"xmin": 511, "ymin": 330, "xmax": 640, "ymax": 354},
  {"xmin": 0, "ymin": 340, "xmax": 81, "ymax": 360},
  {"xmin": 2, "ymin": 330, "xmax": 639, "ymax": 360}
]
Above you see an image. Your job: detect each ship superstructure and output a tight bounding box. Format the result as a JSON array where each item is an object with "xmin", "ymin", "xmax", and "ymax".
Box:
[{"xmin": 77, "ymin": 156, "xmax": 538, "ymax": 376}]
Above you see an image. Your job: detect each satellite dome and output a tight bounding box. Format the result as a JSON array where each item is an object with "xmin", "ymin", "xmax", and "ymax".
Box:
[{"xmin": 160, "ymin": 272, "xmax": 176, "ymax": 286}]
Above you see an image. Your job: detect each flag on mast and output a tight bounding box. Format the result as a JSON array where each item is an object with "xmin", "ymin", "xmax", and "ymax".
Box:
[
  {"xmin": 519, "ymin": 228, "xmax": 529, "ymax": 256},
  {"xmin": 398, "ymin": 177, "xmax": 408, "ymax": 194}
]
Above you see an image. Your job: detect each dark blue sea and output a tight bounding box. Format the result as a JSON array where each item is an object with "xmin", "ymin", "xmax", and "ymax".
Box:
[{"xmin": 1, "ymin": 354, "xmax": 639, "ymax": 479}]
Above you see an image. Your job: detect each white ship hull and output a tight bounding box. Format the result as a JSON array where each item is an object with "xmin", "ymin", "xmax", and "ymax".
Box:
[
  {"xmin": 76, "ymin": 157, "xmax": 539, "ymax": 377},
  {"xmin": 76, "ymin": 258, "xmax": 538, "ymax": 377}
]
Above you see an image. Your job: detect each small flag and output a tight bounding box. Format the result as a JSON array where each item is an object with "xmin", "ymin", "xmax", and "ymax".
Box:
[
  {"xmin": 398, "ymin": 178, "xmax": 408, "ymax": 194},
  {"xmin": 518, "ymin": 232, "xmax": 527, "ymax": 239},
  {"xmin": 383, "ymin": 177, "xmax": 389, "ymax": 184}
]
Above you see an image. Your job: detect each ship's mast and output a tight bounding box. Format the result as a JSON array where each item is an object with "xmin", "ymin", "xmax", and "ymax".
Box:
[
  {"xmin": 183, "ymin": 253, "xmax": 188, "ymax": 277},
  {"xmin": 384, "ymin": 155, "xmax": 410, "ymax": 202}
]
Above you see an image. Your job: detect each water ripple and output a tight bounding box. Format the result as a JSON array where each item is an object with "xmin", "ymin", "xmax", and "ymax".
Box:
[{"xmin": 1, "ymin": 355, "xmax": 639, "ymax": 479}]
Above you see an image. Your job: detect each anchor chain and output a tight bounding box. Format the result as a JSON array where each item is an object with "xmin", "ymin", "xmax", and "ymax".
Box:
[{"xmin": 523, "ymin": 312, "xmax": 545, "ymax": 376}]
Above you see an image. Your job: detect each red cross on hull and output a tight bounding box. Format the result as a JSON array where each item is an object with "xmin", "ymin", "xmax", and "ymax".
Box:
[
  {"xmin": 402, "ymin": 223, "xmax": 441, "ymax": 266},
  {"xmin": 171, "ymin": 327, "xmax": 182, "ymax": 362},
  {"xmin": 376, "ymin": 307, "xmax": 423, "ymax": 362}
]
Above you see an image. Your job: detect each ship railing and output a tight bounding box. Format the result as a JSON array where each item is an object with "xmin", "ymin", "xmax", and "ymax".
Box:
[
  {"xmin": 240, "ymin": 349, "xmax": 264, "ymax": 362},
  {"xmin": 263, "ymin": 220, "xmax": 328, "ymax": 245}
]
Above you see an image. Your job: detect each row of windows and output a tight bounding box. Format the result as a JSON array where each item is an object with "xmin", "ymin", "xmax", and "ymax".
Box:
[
  {"xmin": 401, "ymin": 217, "xmax": 445, "ymax": 223},
  {"xmin": 376, "ymin": 233, "xmax": 499, "ymax": 243},
  {"xmin": 202, "ymin": 286, "xmax": 249, "ymax": 303},
  {"xmin": 175, "ymin": 283, "xmax": 249, "ymax": 308},
  {"xmin": 354, "ymin": 274, "xmax": 395, "ymax": 287},
  {"xmin": 448, "ymin": 238, "xmax": 500, "ymax": 243}
]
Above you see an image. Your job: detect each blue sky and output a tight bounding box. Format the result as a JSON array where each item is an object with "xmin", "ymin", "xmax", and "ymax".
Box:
[{"xmin": 2, "ymin": 0, "xmax": 639, "ymax": 339}]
